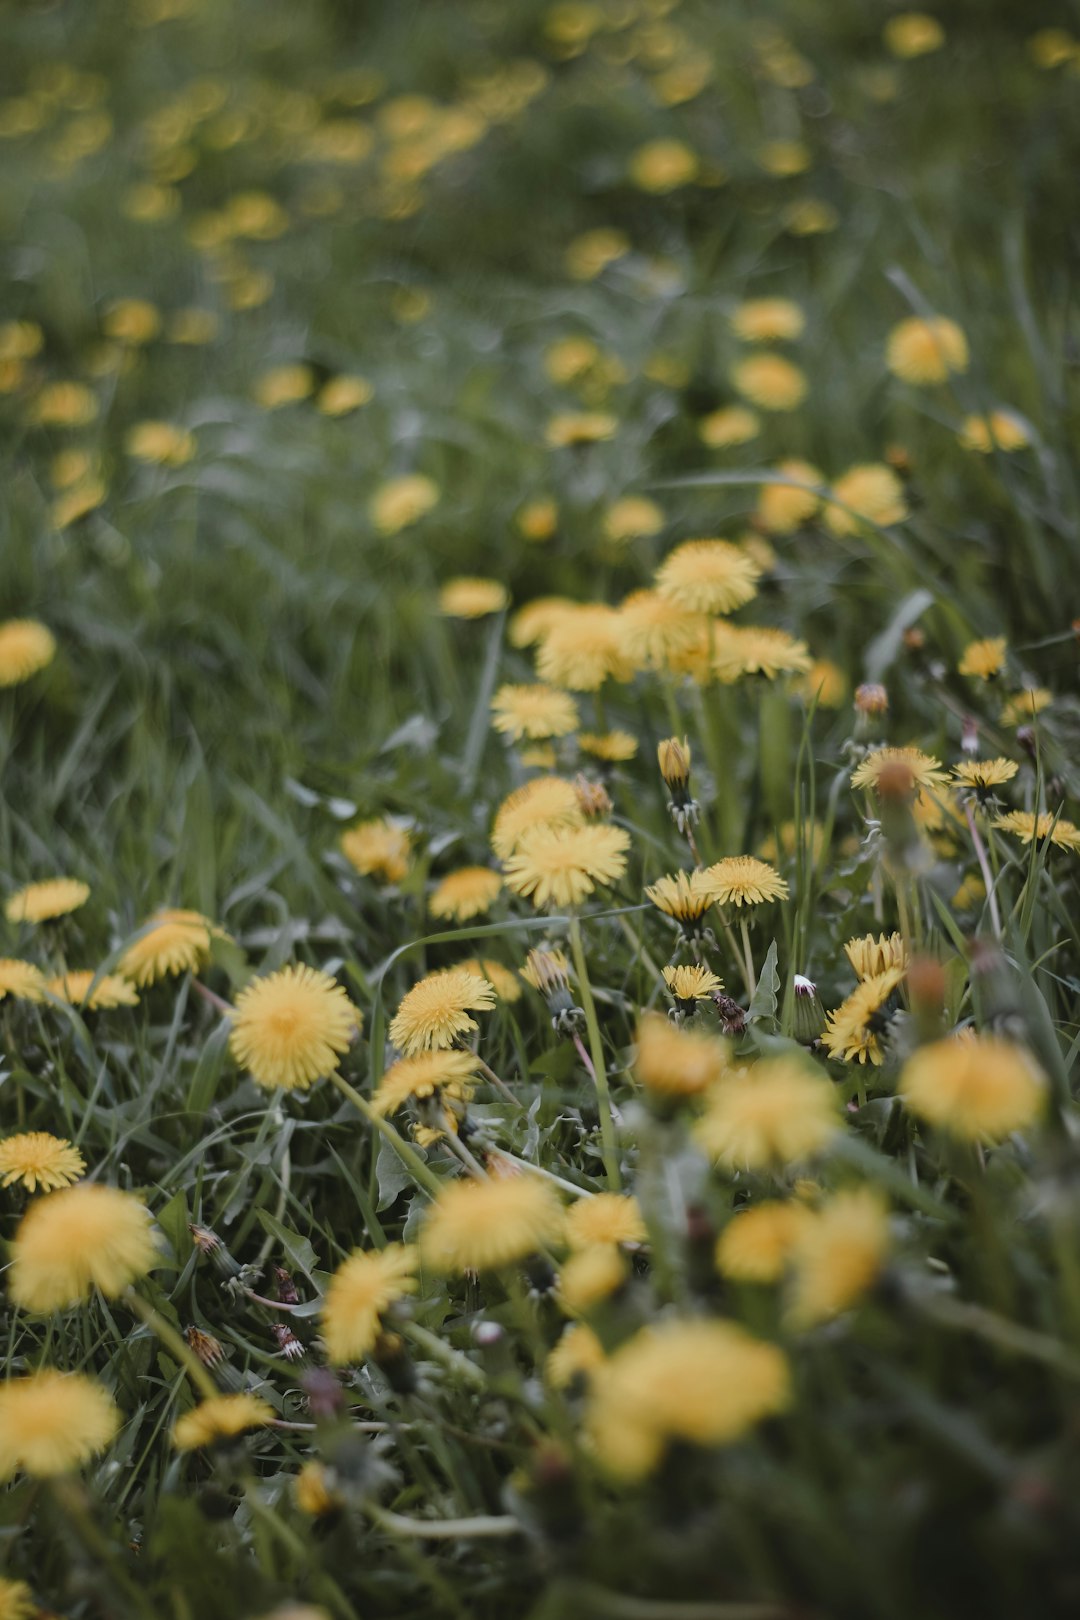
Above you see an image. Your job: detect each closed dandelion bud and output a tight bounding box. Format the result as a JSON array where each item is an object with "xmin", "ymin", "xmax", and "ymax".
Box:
[
  {"xmin": 573, "ymin": 774, "xmax": 612, "ymax": 818},
  {"xmin": 1015, "ymin": 725, "xmax": 1037, "ymax": 762},
  {"xmin": 271, "ymin": 1322, "xmax": 306, "ymax": 1362},
  {"xmin": 521, "ymin": 946, "xmax": 583, "ymax": 1033},
  {"xmin": 657, "ymin": 737, "xmax": 699, "ymax": 833},
  {"xmin": 184, "ymin": 1326, "xmax": 225, "ymax": 1368},
  {"xmin": 791, "ymin": 974, "xmax": 825, "ymax": 1044},
  {"xmin": 961, "ymin": 716, "xmax": 979, "ymax": 756},
  {"xmin": 854, "ymin": 683, "xmax": 889, "ymax": 716},
  {"xmin": 907, "ymin": 955, "xmax": 946, "ymax": 1043},
  {"xmin": 189, "ymin": 1223, "xmax": 243, "ymax": 1280},
  {"xmin": 273, "ymin": 1265, "xmax": 300, "ymax": 1305}
]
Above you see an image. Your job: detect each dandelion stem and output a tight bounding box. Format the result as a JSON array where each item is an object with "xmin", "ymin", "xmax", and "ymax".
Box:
[
  {"xmin": 568, "ymin": 916, "xmax": 622, "ymax": 1190},
  {"xmin": 490, "ymin": 1146, "xmax": 595, "ymax": 1198},
  {"xmin": 125, "ymin": 1288, "xmax": 218, "ymax": 1401},
  {"xmin": 366, "ymin": 1502, "xmax": 521, "ymax": 1540},
  {"xmin": 739, "ymin": 917, "xmax": 757, "ymax": 998},
  {"xmin": 964, "ymin": 804, "xmax": 1003, "ymax": 939},
  {"xmin": 191, "ymin": 977, "xmax": 231, "ymax": 1016},
  {"xmin": 402, "ymin": 1321, "xmax": 487, "ymax": 1387},
  {"xmin": 474, "ymin": 1053, "xmax": 523, "ymax": 1110},
  {"xmin": 328, "ymin": 1072, "xmax": 443, "ymax": 1198}
]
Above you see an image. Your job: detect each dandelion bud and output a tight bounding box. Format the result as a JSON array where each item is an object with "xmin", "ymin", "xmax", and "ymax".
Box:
[
  {"xmin": 189, "ymin": 1223, "xmax": 243, "ymax": 1280},
  {"xmin": 657, "ymin": 736, "xmax": 691, "ymax": 788},
  {"xmin": 522, "ymin": 947, "xmax": 584, "ymax": 1034},
  {"xmin": 885, "ymin": 442, "xmax": 912, "ymax": 475},
  {"xmin": 1015, "ymin": 725, "xmax": 1037, "ymax": 762},
  {"xmin": 573, "ymin": 774, "xmax": 612, "ymax": 818},
  {"xmin": 854, "ymin": 683, "xmax": 889, "ymax": 716},
  {"xmin": 907, "ymin": 954, "xmax": 946, "ymax": 1043},
  {"xmin": 273, "ymin": 1265, "xmax": 300, "ymax": 1306},
  {"xmin": 371, "ymin": 1331, "xmax": 417, "ymax": 1395},
  {"xmin": 791, "ymin": 973, "xmax": 825, "ymax": 1044},
  {"xmin": 961, "ymin": 716, "xmax": 979, "ymax": 756},
  {"xmin": 271, "ymin": 1322, "xmax": 306, "ymax": 1362},
  {"xmin": 184, "ymin": 1326, "xmax": 225, "ymax": 1367}
]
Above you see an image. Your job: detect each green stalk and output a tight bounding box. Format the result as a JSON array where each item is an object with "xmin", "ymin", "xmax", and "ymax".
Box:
[
  {"xmin": 329, "ymin": 1071, "xmax": 444, "ymax": 1198},
  {"xmin": 568, "ymin": 916, "xmax": 622, "ymax": 1190},
  {"xmin": 125, "ymin": 1287, "xmax": 218, "ymax": 1401}
]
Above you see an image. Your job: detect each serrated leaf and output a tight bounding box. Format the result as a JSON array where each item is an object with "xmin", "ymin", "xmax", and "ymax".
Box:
[
  {"xmin": 255, "ymin": 1210, "xmax": 319, "ymax": 1279},
  {"xmin": 376, "ymin": 1138, "xmax": 414, "ymax": 1211},
  {"xmin": 747, "ymin": 940, "xmax": 780, "ymax": 1029}
]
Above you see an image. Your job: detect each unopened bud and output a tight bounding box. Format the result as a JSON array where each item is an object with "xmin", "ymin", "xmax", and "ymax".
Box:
[
  {"xmin": 184, "ymin": 1326, "xmax": 225, "ymax": 1367},
  {"xmin": 791, "ymin": 973, "xmax": 825, "ymax": 1044},
  {"xmin": 573, "ymin": 775, "xmax": 612, "ymax": 818},
  {"xmin": 854, "ymin": 683, "xmax": 889, "ymax": 716}
]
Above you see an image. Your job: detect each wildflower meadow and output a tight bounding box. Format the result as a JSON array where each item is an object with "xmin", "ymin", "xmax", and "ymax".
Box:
[{"xmin": 2, "ymin": 1, "xmax": 1080, "ymax": 1616}]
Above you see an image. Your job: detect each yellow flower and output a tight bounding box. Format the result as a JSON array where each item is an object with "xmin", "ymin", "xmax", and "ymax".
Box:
[
  {"xmin": 958, "ymin": 411, "xmax": 1029, "ymax": 453},
  {"xmin": 716, "ymin": 1200, "xmax": 811, "ymax": 1283},
  {"xmin": 655, "ymin": 539, "xmax": 760, "ymax": 614},
  {"xmin": 646, "ymin": 870, "xmax": 715, "ymax": 928},
  {"xmin": 51, "ymin": 478, "xmax": 107, "ymax": 528},
  {"xmin": 317, "ymin": 375, "xmax": 374, "ymax": 416},
  {"xmin": 0, "ymin": 620, "xmax": 56, "ymax": 687},
  {"xmin": 703, "ymin": 855, "xmax": 788, "ymax": 909},
  {"xmin": 558, "ymin": 1245, "xmax": 628, "ymax": 1314},
  {"xmin": 663, "ymin": 963, "xmax": 722, "ymax": 1005},
  {"xmin": 438, "ymin": 577, "xmax": 509, "ymax": 619},
  {"xmin": 0, "ymin": 1578, "xmax": 34, "ymax": 1620},
  {"xmin": 119, "ymin": 908, "xmax": 223, "ymax": 986},
  {"xmin": 884, "ymin": 12, "xmax": 945, "ymax": 57},
  {"xmin": 1029, "ymin": 28, "xmax": 1078, "ymax": 68},
  {"xmin": 795, "ymin": 658, "xmax": 847, "ymax": 708},
  {"xmin": 230, "ymin": 965, "xmax": 359, "ymax": 1090},
  {"xmin": 516, "ymin": 498, "xmax": 559, "ymax": 542},
  {"xmin": 755, "ymin": 459, "xmax": 823, "ymax": 533},
  {"xmin": 491, "ymin": 777, "xmax": 584, "ymax": 859},
  {"xmin": 321, "ymin": 1245, "xmax": 418, "ymax": 1363},
  {"xmin": 47, "ymin": 971, "xmax": 139, "ymax": 1010},
  {"xmin": 730, "ymin": 298, "xmax": 805, "ymax": 343},
  {"xmin": 788, "ymin": 1188, "xmax": 889, "ymax": 1326},
  {"xmin": 508, "ymin": 596, "xmax": 577, "ymax": 648},
  {"xmin": 565, "ymin": 227, "xmax": 629, "ymax": 279},
  {"xmin": 544, "ymin": 412, "xmax": 617, "ymax": 448},
  {"xmin": 0, "ymin": 1371, "xmax": 119, "ymax": 1479},
  {"xmin": 633, "ymin": 1012, "xmax": 728, "ymax": 1099},
  {"xmin": 844, "ymin": 932, "xmax": 908, "ymax": 982},
  {"xmin": 849, "ymin": 746, "xmax": 948, "ymax": 795},
  {"xmin": 628, "ymin": 138, "xmax": 698, "ymax": 192},
  {"xmin": 429, "ymin": 866, "xmax": 502, "ymax": 922},
  {"xmin": 698, "ymin": 405, "xmax": 760, "ymax": 448},
  {"xmin": 579, "ymin": 730, "xmax": 638, "ymax": 762},
  {"xmin": 900, "ymin": 1036, "xmax": 1045, "ymax": 1140},
  {"xmin": 172, "ymin": 1393, "xmax": 275, "ymax": 1451},
  {"xmin": 520, "ymin": 946, "xmax": 573, "ymax": 997},
  {"xmin": 503, "ymin": 823, "xmax": 630, "ymax": 909},
  {"xmin": 731, "ymin": 354, "xmax": 808, "ymax": 411},
  {"xmin": 389, "ymin": 967, "xmax": 496, "ymax": 1054},
  {"xmin": 952, "ymin": 873, "xmax": 986, "ymax": 911},
  {"xmin": 340, "ymin": 817, "xmax": 412, "ymax": 882},
  {"xmin": 886, "ymin": 316, "xmax": 968, "ymax": 384},
  {"xmin": 491, "ymin": 684, "xmax": 579, "ymax": 742},
  {"xmin": 295, "ymin": 1461, "xmax": 343, "ymax": 1516},
  {"xmin": 10, "ymin": 1183, "xmax": 158, "ymax": 1311},
  {"xmin": 125, "ymin": 421, "xmax": 196, "ymax": 466},
  {"xmin": 29, "ymin": 381, "xmax": 98, "ymax": 427},
  {"xmin": 823, "ymin": 967, "xmax": 905, "ymax": 1065},
  {"xmin": 758, "ymin": 139, "xmax": 810, "ymax": 175},
  {"xmin": 586, "ymin": 1320, "xmax": 790, "ymax": 1479},
  {"xmin": 370, "ymin": 474, "xmax": 439, "ymax": 534},
  {"xmin": 103, "ymin": 298, "xmax": 160, "ymax": 344},
  {"xmin": 0, "ymin": 320, "xmax": 42, "ymax": 361},
  {"xmin": 252, "ymin": 364, "xmax": 314, "ymax": 408},
  {"xmin": 603, "ymin": 495, "xmax": 664, "ymax": 544},
  {"xmin": 535, "ymin": 605, "xmax": 634, "ymax": 690},
  {"xmin": 783, "ymin": 198, "xmax": 839, "ymax": 235},
  {"xmin": 958, "ymin": 636, "xmax": 1007, "ymax": 680},
  {"xmin": 458, "ymin": 958, "xmax": 521, "ymax": 1002},
  {"xmin": 544, "ymin": 335, "xmax": 601, "ymax": 385},
  {"xmin": 616, "ymin": 590, "xmax": 706, "ymax": 671},
  {"xmin": 167, "ymin": 307, "xmax": 219, "ymax": 344},
  {"xmin": 0, "ymin": 1132, "xmax": 85, "ymax": 1193},
  {"xmin": 712, "ymin": 626, "xmax": 812, "ymax": 681},
  {"xmin": 994, "ymin": 810, "xmax": 1080, "ymax": 853},
  {"xmin": 564, "ymin": 1193, "xmax": 646, "ymax": 1251},
  {"xmin": 1000, "ymin": 688, "xmax": 1051, "ymax": 727},
  {"xmin": 5, "ymin": 877, "xmax": 89, "ymax": 925},
  {"xmin": 547, "ymin": 1322, "xmax": 606, "ymax": 1388},
  {"xmin": 824, "ymin": 464, "xmax": 908, "ymax": 534},
  {"xmin": 0, "ymin": 960, "xmax": 46, "ymax": 1002},
  {"xmin": 420, "ymin": 1172, "xmax": 564, "ymax": 1272},
  {"xmin": 953, "ymin": 758, "xmax": 1018, "ymax": 796},
  {"xmin": 372, "ymin": 1049, "xmax": 480, "ymax": 1117},
  {"xmin": 696, "ymin": 1056, "xmax": 839, "ymax": 1169}
]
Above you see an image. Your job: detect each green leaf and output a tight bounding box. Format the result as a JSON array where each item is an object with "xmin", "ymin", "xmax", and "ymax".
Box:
[
  {"xmin": 155, "ymin": 1188, "xmax": 191, "ymax": 1264},
  {"xmin": 254, "ymin": 1210, "xmax": 319, "ymax": 1279},
  {"xmin": 185, "ymin": 1020, "xmax": 231, "ymax": 1115},
  {"xmin": 376, "ymin": 1137, "xmax": 414, "ymax": 1211},
  {"xmin": 747, "ymin": 940, "xmax": 779, "ymax": 1030}
]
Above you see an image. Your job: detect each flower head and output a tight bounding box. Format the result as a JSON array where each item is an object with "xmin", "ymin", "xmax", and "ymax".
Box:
[
  {"xmin": 953, "ymin": 757, "xmax": 1018, "ymax": 801},
  {"xmin": 0, "ymin": 960, "xmax": 46, "ymax": 1002},
  {"xmin": 558, "ymin": 1246, "xmax": 628, "ymax": 1314},
  {"xmin": 699, "ymin": 405, "xmax": 761, "ymax": 448},
  {"xmin": 389, "ymin": 967, "xmax": 496, "ymax": 1054},
  {"xmin": 230, "ymin": 965, "xmax": 358, "ymax": 1090},
  {"xmin": 994, "ymin": 810, "xmax": 1080, "ymax": 853},
  {"xmin": 172, "ymin": 1393, "xmax": 275, "ymax": 1451},
  {"xmin": 886, "ymin": 316, "xmax": 968, "ymax": 384},
  {"xmin": 958, "ymin": 637, "xmax": 1007, "ymax": 680},
  {"xmin": 824, "ymin": 464, "xmax": 908, "ymax": 535},
  {"xmin": 628, "ymin": 138, "xmax": 698, "ymax": 192},
  {"xmin": 716, "ymin": 1200, "xmax": 811, "ymax": 1283},
  {"xmin": 959, "ymin": 411, "xmax": 1029, "ymax": 453},
  {"xmin": 823, "ymin": 967, "xmax": 905, "ymax": 1065},
  {"xmin": 849, "ymin": 746, "xmax": 948, "ymax": 796},
  {"xmin": 10, "ymin": 1183, "xmax": 158, "ymax": 1311},
  {"xmin": 547, "ymin": 1322, "xmax": 606, "ymax": 1389},
  {"xmin": 662, "ymin": 963, "xmax": 723, "ymax": 1009},
  {"xmin": 119, "ymin": 908, "xmax": 223, "ymax": 986},
  {"xmin": 420, "ymin": 1172, "xmax": 564, "ymax": 1272},
  {"xmin": 899, "ymin": 1035, "xmax": 1045, "ymax": 1140},
  {"xmin": 788, "ymin": 1188, "xmax": 889, "ymax": 1326},
  {"xmin": 564, "ymin": 1192, "xmax": 646, "ymax": 1251},
  {"xmin": 646, "ymin": 870, "xmax": 715, "ymax": 930},
  {"xmin": 340, "ymin": 818, "xmax": 412, "ymax": 883},
  {"xmin": 586, "ymin": 1320, "xmax": 790, "ymax": 1479},
  {"xmin": 0, "ymin": 620, "xmax": 56, "ymax": 687},
  {"xmin": 655, "ymin": 540, "xmax": 760, "ymax": 614},
  {"xmin": 603, "ymin": 495, "xmax": 664, "ymax": 545},
  {"xmin": 712, "ymin": 626, "xmax": 811, "ymax": 681},
  {"xmin": 0, "ymin": 1579, "xmax": 34, "ymax": 1620},
  {"xmin": 429, "ymin": 866, "xmax": 502, "ymax": 922},
  {"xmin": 703, "ymin": 855, "xmax": 788, "ymax": 909},
  {"xmin": 0, "ymin": 1132, "xmax": 85, "ymax": 1193},
  {"xmin": 491, "ymin": 777, "xmax": 584, "ymax": 859},
  {"xmin": 370, "ymin": 474, "xmax": 439, "ymax": 534},
  {"xmin": 438, "ymin": 577, "xmax": 509, "ymax": 619},
  {"xmin": 458, "ymin": 958, "xmax": 522, "ymax": 1002},
  {"xmin": 633, "ymin": 1012, "xmax": 729, "ymax": 1099},
  {"xmin": 696, "ymin": 1055, "xmax": 839, "ymax": 1169},
  {"xmin": 371, "ymin": 1049, "xmax": 480, "ymax": 1117},
  {"xmin": 46, "ymin": 971, "xmax": 139, "ymax": 1010},
  {"xmin": 885, "ymin": 12, "xmax": 945, "ymax": 56},
  {"xmin": 321, "ymin": 1245, "xmax": 418, "ymax": 1363},
  {"xmin": 844, "ymin": 932, "xmax": 908, "ymax": 982},
  {"xmin": 535, "ymin": 605, "xmax": 634, "ymax": 690},
  {"xmin": 544, "ymin": 412, "xmax": 618, "ymax": 449},
  {"xmin": 731, "ymin": 298, "xmax": 805, "ymax": 343},
  {"xmin": 491, "ymin": 684, "xmax": 579, "ymax": 742},
  {"xmin": 731, "ymin": 354, "xmax": 807, "ymax": 411},
  {"xmin": 5, "ymin": 878, "xmax": 89, "ymax": 924},
  {"xmin": 504, "ymin": 823, "xmax": 630, "ymax": 909},
  {"xmin": 0, "ymin": 1371, "xmax": 118, "ymax": 1479},
  {"xmin": 579, "ymin": 729, "xmax": 638, "ymax": 763},
  {"xmin": 616, "ymin": 590, "xmax": 706, "ymax": 672}
]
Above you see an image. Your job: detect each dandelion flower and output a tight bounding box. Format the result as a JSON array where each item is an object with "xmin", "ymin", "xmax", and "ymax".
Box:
[
  {"xmin": 696, "ymin": 1055, "xmax": 839, "ymax": 1169},
  {"xmin": 645, "ymin": 870, "xmax": 715, "ymax": 930},
  {"xmin": 616, "ymin": 591, "xmax": 706, "ymax": 671},
  {"xmin": 491, "ymin": 777, "xmax": 584, "ymax": 859},
  {"xmin": 564, "ymin": 1193, "xmax": 646, "ymax": 1251},
  {"xmin": 104, "ymin": 298, "xmax": 161, "ymax": 345},
  {"xmin": 886, "ymin": 316, "xmax": 968, "ymax": 385},
  {"xmin": 535, "ymin": 604, "xmax": 634, "ymax": 690},
  {"xmin": 321, "ymin": 1245, "xmax": 418, "ymax": 1363},
  {"xmin": 458, "ymin": 958, "xmax": 521, "ymax": 1002},
  {"xmin": 558, "ymin": 1246, "xmax": 628, "ymax": 1314},
  {"xmin": 491, "ymin": 684, "xmax": 579, "ymax": 742},
  {"xmin": 586, "ymin": 1320, "xmax": 790, "ymax": 1479},
  {"xmin": 823, "ymin": 966, "xmax": 905, "ymax": 1065},
  {"xmin": 371, "ymin": 1049, "xmax": 480, "ymax": 1117},
  {"xmin": 119, "ymin": 908, "xmax": 223, "ymax": 986},
  {"xmin": 173, "ymin": 1393, "xmax": 275, "ymax": 1451},
  {"xmin": 389, "ymin": 967, "xmax": 496, "ymax": 1054},
  {"xmin": 958, "ymin": 411, "xmax": 1029, "ymax": 453},
  {"xmin": 953, "ymin": 758, "xmax": 1018, "ymax": 798},
  {"xmin": 844, "ymin": 932, "xmax": 908, "ymax": 981},
  {"xmin": 544, "ymin": 412, "xmax": 618, "ymax": 448},
  {"xmin": 503, "ymin": 823, "xmax": 630, "ymax": 909},
  {"xmin": 516, "ymin": 498, "xmax": 559, "ymax": 542},
  {"xmin": 755, "ymin": 460, "xmax": 823, "ymax": 534},
  {"xmin": 994, "ymin": 810, "xmax": 1080, "ymax": 853},
  {"xmin": 628, "ymin": 138, "xmax": 698, "ymax": 192},
  {"xmin": 884, "ymin": 13, "xmax": 945, "ymax": 57},
  {"xmin": 712, "ymin": 626, "xmax": 812, "ymax": 681},
  {"xmin": 47, "ymin": 971, "xmax": 139, "ymax": 1010},
  {"xmin": 959, "ymin": 637, "xmax": 1006, "ymax": 680},
  {"xmin": 317, "ymin": 375, "xmax": 374, "ymax": 416},
  {"xmin": 730, "ymin": 299, "xmax": 805, "ymax": 343},
  {"xmin": 0, "ymin": 1132, "xmax": 85, "ymax": 1194},
  {"xmin": 788, "ymin": 1188, "xmax": 889, "ymax": 1326},
  {"xmin": 824, "ymin": 464, "xmax": 908, "ymax": 535},
  {"xmin": 547, "ymin": 1322, "xmax": 605, "ymax": 1389},
  {"xmin": 29, "ymin": 382, "xmax": 98, "ymax": 427},
  {"xmin": 849, "ymin": 746, "xmax": 948, "ymax": 795},
  {"xmin": 703, "ymin": 856, "xmax": 788, "ymax": 909},
  {"xmin": 796, "ymin": 658, "xmax": 847, "ymax": 708},
  {"xmin": 900, "ymin": 1035, "xmax": 1045, "ymax": 1140},
  {"xmin": 420, "ymin": 1173, "xmax": 564, "ymax": 1272},
  {"xmin": 655, "ymin": 539, "xmax": 761, "ymax": 614},
  {"xmin": 663, "ymin": 963, "xmax": 723, "ymax": 1010},
  {"xmin": 125, "ymin": 421, "xmax": 196, "ymax": 466},
  {"xmin": 0, "ymin": 1579, "xmax": 34, "ymax": 1620},
  {"xmin": 252, "ymin": 364, "xmax": 314, "ymax": 409},
  {"xmin": 565, "ymin": 227, "xmax": 629, "ymax": 279},
  {"xmin": 340, "ymin": 818, "xmax": 412, "ymax": 883},
  {"xmin": 0, "ymin": 960, "xmax": 46, "ymax": 1002},
  {"xmin": 1000, "ymin": 689, "xmax": 1051, "ymax": 727},
  {"xmin": 758, "ymin": 139, "xmax": 811, "ymax": 175},
  {"xmin": 699, "ymin": 405, "xmax": 760, "ymax": 448},
  {"xmin": 429, "ymin": 866, "xmax": 502, "ymax": 922},
  {"xmin": 509, "ymin": 597, "xmax": 577, "ymax": 649},
  {"xmin": 230, "ymin": 965, "xmax": 358, "ymax": 1091},
  {"xmin": 6, "ymin": 878, "xmax": 89, "ymax": 926},
  {"xmin": 579, "ymin": 730, "xmax": 638, "ymax": 762},
  {"xmin": 438, "ymin": 577, "xmax": 509, "ymax": 619},
  {"xmin": 0, "ymin": 1371, "xmax": 119, "ymax": 1479},
  {"xmin": 603, "ymin": 495, "xmax": 663, "ymax": 544},
  {"xmin": 633, "ymin": 1012, "xmax": 729, "ymax": 1099},
  {"xmin": 10, "ymin": 1183, "xmax": 158, "ymax": 1311},
  {"xmin": 716, "ymin": 1201, "xmax": 811, "ymax": 1283},
  {"xmin": 0, "ymin": 620, "xmax": 56, "ymax": 687},
  {"xmin": 731, "ymin": 354, "xmax": 807, "ymax": 411},
  {"xmin": 370, "ymin": 474, "xmax": 439, "ymax": 534}
]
